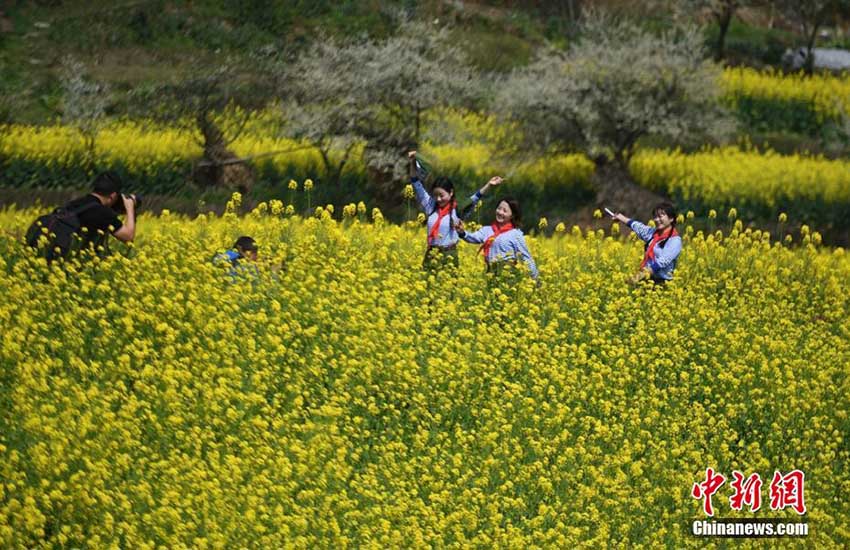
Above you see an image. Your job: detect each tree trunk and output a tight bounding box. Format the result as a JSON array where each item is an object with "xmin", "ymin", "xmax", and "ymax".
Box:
[
  {"xmin": 193, "ymin": 115, "xmax": 254, "ymax": 192},
  {"xmin": 591, "ymin": 160, "xmax": 669, "ymax": 220},
  {"xmin": 804, "ymin": 27, "xmax": 819, "ymax": 76},
  {"xmin": 715, "ymin": 9, "xmax": 734, "ymax": 62}
]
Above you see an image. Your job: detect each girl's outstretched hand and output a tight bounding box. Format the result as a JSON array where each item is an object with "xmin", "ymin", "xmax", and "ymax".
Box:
[
  {"xmin": 611, "ymin": 212, "xmax": 630, "ymax": 224},
  {"xmin": 407, "ymin": 150, "xmax": 417, "ymax": 160},
  {"xmin": 453, "ymin": 219, "xmax": 465, "ymax": 231},
  {"xmin": 626, "ymin": 267, "xmax": 652, "ymax": 286},
  {"xmin": 488, "ymin": 176, "xmax": 503, "ymax": 186}
]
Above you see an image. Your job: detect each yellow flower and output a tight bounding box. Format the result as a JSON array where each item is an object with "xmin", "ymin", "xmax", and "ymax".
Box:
[
  {"xmin": 288, "ymin": 179, "xmax": 298, "ymax": 190},
  {"xmin": 403, "ymin": 185, "xmax": 415, "ymax": 200},
  {"xmin": 778, "ymin": 212, "xmax": 788, "ymax": 223},
  {"xmin": 303, "ymin": 179, "xmax": 314, "ymax": 191},
  {"xmin": 593, "ymin": 209, "xmax": 602, "ymax": 219},
  {"xmin": 538, "ymin": 217, "xmax": 548, "ymax": 230}
]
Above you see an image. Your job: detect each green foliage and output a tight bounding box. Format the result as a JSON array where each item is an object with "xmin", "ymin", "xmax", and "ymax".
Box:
[
  {"xmin": 705, "ymin": 18, "xmax": 793, "ymax": 66},
  {"xmin": 734, "ymin": 96, "xmax": 825, "ymax": 134},
  {"xmin": 454, "ymin": 27, "xmax": 535, "ymax": 72}
]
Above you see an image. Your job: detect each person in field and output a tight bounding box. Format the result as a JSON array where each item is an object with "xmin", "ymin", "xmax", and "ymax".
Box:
[
  {"xmin": 454, "ymin": 197, "xmax": 539, "ymax": 281},
  {"xmin": 407, "ymin": 150, "xmax": 502, "ymax": 270},
  {"xmin": 213, "ymin": 236, "xmax": 259, "ymax": 281},
  {"xmin": 25, "ymin": 171, "xmax": 138, "ymax": 262},
  {"xmin": 609, "ymin": 201, "xmax": 682, "ymax": 285}
]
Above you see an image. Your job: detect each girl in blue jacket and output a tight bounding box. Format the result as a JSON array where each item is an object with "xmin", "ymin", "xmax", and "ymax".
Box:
[
  {"xmin": 407, "ymin": 150, "xmax": 501, "ymax": 269},
  {"xmin": 455, "ymin": 197, "xmax": 539, "ymax": 281},
  {"xmin": 610, "ymin": 201, "xmax": 682, "ymax": 285}
]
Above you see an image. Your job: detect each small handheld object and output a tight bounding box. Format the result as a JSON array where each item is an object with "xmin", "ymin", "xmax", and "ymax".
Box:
[
  {"xmin": 113, "ymin": 193, "xmax": 142, "ymax": 215},
  {"xmin": 604, "ymin": 207, "xmax": 616, "ymax": 218},
  {"xmin": 414, "ymin": 159, "xmax": 430, "ymax": 180}
]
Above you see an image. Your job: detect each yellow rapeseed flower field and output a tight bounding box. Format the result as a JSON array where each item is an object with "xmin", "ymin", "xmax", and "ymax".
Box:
[
  {"xmin": 1, "ymin": 201, "xmax": 848, "ymax": 547},
  {"xmin": 6, "ymin": 101, "xmax": 850, "ymax": 215},
  {"xmin": 630, "ymin": 146, "xmax": 850, "ymax": 208},
  {"xmin": 0, "ymin": 121, "xmax": 328, "ymax": 179},
  {"xmin": 721, "ymin": 67, "xmax": 850, "ymax": 122}
]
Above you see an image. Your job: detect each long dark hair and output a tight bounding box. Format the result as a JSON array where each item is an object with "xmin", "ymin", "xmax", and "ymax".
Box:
[
  {"xmin": 429, "ymin": 177, "xmax": 457, "ymax": 230},
  {"xmin": 653, "ymin": 201, "xmax": 677, "ymax": 228},
  {"xmin": 431, "ymin": 176, "xmax": 455, "ymax": 196},
  {"xmin": 649, "ymin": 201, "xmax": 678, "ymax": 251},
  {"xmin": 497, "ymin": 196, "xmax": 522, "ymax": 226}
]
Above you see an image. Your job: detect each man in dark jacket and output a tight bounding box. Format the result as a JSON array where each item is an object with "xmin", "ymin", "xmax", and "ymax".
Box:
[{"xmin": 62, "ymin": 171, "xmax": 137, "ymax": 252}]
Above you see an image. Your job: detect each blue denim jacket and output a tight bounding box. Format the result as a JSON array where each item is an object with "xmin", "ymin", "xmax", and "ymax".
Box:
[
  {"xmin": 412, "ymin": 177, "xmax": 482, "ymax": 248},
  {"xmin": 627, "ymin": 220, "xmax": 682, "ymax": 281},
  {"xmin": 460, "ymin": 226, "xmax": 539, "ymax": 279},
  {"xmin": 213, "ymin": 250, "xmax": 259, "ymax": 281}
]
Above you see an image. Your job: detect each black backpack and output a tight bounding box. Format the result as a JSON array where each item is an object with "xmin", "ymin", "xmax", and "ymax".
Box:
[{"xmin": 25, "ymin": 201, "xmax": 101, "ymax": 262}]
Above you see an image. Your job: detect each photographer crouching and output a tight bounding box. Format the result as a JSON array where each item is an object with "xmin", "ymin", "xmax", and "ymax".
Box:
[{"xmin": 26, "ymin": 171, "xmax": 139, "ymax": 262}]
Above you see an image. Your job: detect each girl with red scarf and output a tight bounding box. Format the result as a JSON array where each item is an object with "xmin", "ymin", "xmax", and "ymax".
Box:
[
  {"xmin": 407, "ymin": 151, "xmax": 501, "ymax": 269},
  {"xmin": 610, "ymin": 202, "xmax": 682, "ymax": 285},
  {"xmin": 455, "ymin": 197, "xmax": 539, "ymax": 280}
]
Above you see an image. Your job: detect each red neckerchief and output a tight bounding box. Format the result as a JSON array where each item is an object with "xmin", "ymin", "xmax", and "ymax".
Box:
[
  {"xmin": 428, "ymin": 200, "xmax": 455, "ymax": 245},
  {"xmin": 480, "ymin": 222, "xmax": 514, "ymax": 259},
  {"xmin": 641, "ymin": 226, "xmax": 678, "ymax": 269}
]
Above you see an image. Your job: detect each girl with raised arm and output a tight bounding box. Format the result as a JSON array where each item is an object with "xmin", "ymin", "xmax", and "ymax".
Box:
[
  {"xmin": 407, "ymin": 150, "xmax": 501, "ymax": 269},
  {"xmin": 610, "ymin": 201, "xmax": 682, "ymax": 285},
  {"xmin": 455, "ymin": 197, "xmax": 538, "ymax": 281}
]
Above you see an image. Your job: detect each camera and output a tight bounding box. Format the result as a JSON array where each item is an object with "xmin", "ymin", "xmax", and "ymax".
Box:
[{"xmin": 113, "ymin": 193, "xmax": 142, "ymax": 215}]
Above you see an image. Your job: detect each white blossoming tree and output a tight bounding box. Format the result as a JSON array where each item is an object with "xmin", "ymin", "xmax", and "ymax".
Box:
[
  {"xmin": 278, "ymin": 20, "xmax": 481, "ymax": 194},
  {"xmin": 60, "ymin": 56, "xmax": 110, "ymax": 171},
  {"xmin": 493, "ymin": 11, "xmax": 734, "ymax": 208}
]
